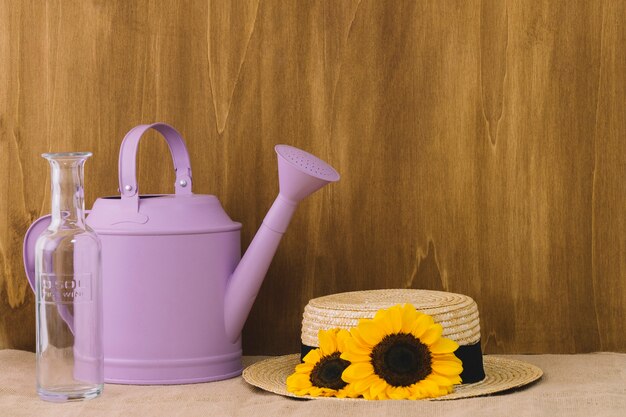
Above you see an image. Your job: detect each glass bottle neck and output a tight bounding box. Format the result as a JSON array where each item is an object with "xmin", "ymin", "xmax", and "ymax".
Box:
[{"xmin": 44, "ymin": 153, "xmax": 91, "ymax": 229}]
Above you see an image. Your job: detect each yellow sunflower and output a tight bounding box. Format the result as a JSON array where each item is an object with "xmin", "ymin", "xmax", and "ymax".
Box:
[
  {"xmin": 286, "ymin": 328, "xmax": 357, "ymax": 398},
  {"xmin": 340, "ymin": 304, "xmax": 462, "ymax": 400}
]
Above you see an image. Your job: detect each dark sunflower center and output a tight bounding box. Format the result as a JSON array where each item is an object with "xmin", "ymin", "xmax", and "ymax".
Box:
[
  {"xmin": 371, "ymin": 332, "xmax": 432, "ymax": 387},
  {"xmin": 309, "ymin": 352, "xmax": 351, "ymax": 390}
]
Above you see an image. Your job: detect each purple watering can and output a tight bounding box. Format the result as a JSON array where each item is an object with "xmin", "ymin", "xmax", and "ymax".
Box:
[{"xmin": 23, "ymin": 123, "xmax": 340, "ymax": 384}]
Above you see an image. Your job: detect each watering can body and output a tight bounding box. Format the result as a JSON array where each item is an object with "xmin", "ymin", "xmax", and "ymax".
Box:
[
  {"xmin": 27, "ymin": 199, "xmax": 245, "ymax": 384},
  {"xmin": 88, "ymin": 195, "xmax": 244, "ymax": 384},
  {"xmin": 24, "ymin": 123, "xmax": 339, "ymax": 384}
]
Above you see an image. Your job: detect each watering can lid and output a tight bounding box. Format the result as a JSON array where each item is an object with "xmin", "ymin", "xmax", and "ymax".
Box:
[{"xmin": 87, "ymin": 193, "xmax": 241, "ymax": 235}]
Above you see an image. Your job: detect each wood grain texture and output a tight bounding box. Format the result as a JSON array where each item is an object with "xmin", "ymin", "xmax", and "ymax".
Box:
[{"xmin": 1, "ymin": 0, "xmax": 624, "ymax": 354}]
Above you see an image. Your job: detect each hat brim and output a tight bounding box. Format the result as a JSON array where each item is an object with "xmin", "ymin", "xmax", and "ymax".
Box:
[{"xmin": 243, "ymin": 354, "xmax": 542, "ymax": 401}]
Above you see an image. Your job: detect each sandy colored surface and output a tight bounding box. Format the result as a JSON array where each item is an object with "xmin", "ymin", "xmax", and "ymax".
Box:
[{"xmin": 1, "ymin": 350, "xmax": 625, "ymax": 416}]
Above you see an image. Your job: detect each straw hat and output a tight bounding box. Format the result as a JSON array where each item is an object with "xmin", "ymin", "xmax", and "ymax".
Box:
[{"xmin": 243, "ymin": 289, "xmax": 542, "ymax": 400}]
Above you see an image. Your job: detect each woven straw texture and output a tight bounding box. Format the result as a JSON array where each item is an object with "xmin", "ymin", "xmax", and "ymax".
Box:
[
  {"xmin": 242, "ymin": 354, "xmax": 543, "ymax": 401},
  {"xmin": 302, "ymin": 289, "xmax": 480, "ymax": 347}
]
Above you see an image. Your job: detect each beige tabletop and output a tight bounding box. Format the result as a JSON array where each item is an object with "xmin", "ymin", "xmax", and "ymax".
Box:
[{"xmin": 0, "ymin": 350, "xmax": 624, "ymax": 417}]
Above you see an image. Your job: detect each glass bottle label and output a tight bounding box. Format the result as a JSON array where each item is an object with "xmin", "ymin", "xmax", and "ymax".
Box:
[{"xmin": 40, "ymin": 273, "xmax": 92, "ymax": 304}]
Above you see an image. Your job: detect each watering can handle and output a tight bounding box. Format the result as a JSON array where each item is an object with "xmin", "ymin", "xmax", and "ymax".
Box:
[
  {"xmin": 23, "ymin": 211, "xmax": 88, "ymax": 289},
  {"xmin": 118, "ymin": 123, "xmax": 193, "ymax": 210}
]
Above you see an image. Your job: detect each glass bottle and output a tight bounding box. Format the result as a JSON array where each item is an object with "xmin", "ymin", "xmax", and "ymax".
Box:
[{"xmin": 35, "ymin": 152, "xmax": 103, "ymax": 401}]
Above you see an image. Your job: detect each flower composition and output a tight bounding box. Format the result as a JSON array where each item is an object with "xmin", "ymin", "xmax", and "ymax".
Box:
[
  {"xmin": 286, "ymin": 328, "xmax": 357, "ymax": 397},
  {"xmin": 340, "ymin": 304, "xmax": 463, "ymax": 400}
]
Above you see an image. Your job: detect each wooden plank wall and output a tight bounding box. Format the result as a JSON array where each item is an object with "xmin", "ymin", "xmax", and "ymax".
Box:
[{"xmin": 1, "ymin": 0, "xmax": 624, "ymax": 354}]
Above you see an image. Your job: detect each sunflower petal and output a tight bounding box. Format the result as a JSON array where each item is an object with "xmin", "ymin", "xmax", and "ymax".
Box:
[
  {"xmin": 409, "ymin": 313, "xmax": 434, "ymax": 338},
  {"xmin": 293, "ymin": 363, "xmax": 314, "ymax": 373},
  {"xmin": 349, "ymin": 327, "xmax": 372, "ymax": 349},
  {"xmin": 369, "ymin": 378, "xmax": 388, "ymax": 398},
  {"xmin": 302, "ymin": 349, "xmax": 321, "ymax": 365},
  {"xmin": 420, "ymin": 324, "xmax": 443, "ymax": 345},
  {"xmin": 336, "ymin": 329, "xmax": 351, "ymax": 351},
  {"xmin": 386, "ymin": 305, "xmax": 403, "ymax": 333},
  {"xmin": 342, "ymin": 336, "xmax": 372, "ymax": 357},
  {"xmin": 353, "ymin": 374, "xmax": 379, "ymax": 393},
  {"xmin": 342, "ymin": 362, "xmax": 374, "ymax": 381},
  {"xmin": 286, "ymin": 373, "xmax": 312, "ymax": 390},
  {"xmin": 335, "ymin": 385, "xmax": 359, "ymax": 399},
  {"xmin": 417, "ymin": 378, "xmax": 442, "ymax": 397},
  {"xmin": 340, "ymin": 350, "xmax": 370, "ymax": 363},
  {"xmin": 354, "ymin": 320, "xmax": 386, "ymax": 346},
  {"xmin": 448, "ymin": 374, "xmax": 462, "ymax": 385},
  {"xmin": 400, "ymin": 304, "xmax": 419, "ymax": 333},
  {"xmin": 308, "ymin": 387, "xmax": 323, "ymax": 397},
  {"xmin": 387, "ymin": 385, "xmax": 411, "ymax": 399},
  {"xmin": 429, "ymin": 337, "xmax": 458, "ymax": 354},
  {"xmin": 317, "ymin": 387, "xmax": 335, "ymax": 397},
  {"xmin": 347, "ymin": 387, "xmax": 362, "ymax": 398},
  {"xmin": 432, "ymin": 353, "xmax": 463, "ymax": 364},
  {"xmin": 334, "ymin": 388, "xmax": 351, "ymax": 399},
  {"xmin": 361, "ymin": 391, "xmax": 373, "ymax": 400},
  {"xmin": 427, "ymin": 372, "xmax": 456, "ymax": 386},
  {"xmin": 377, "ymin": 389, "xmax": 389, "ymax": 400},
  {"xmin": 431, "ymin": 361, "xmax": 463, "ymax": 376},
  {"xmin": 408, "ymin": 388, "xmax": 427, "ymax": 400},
  {"xmin": 318, "ymin": 329, "xmax": 337, "ymax": 356},
  {"xmin": 373, "ymin": 308, "xmax": 393, "ymax": 333}
]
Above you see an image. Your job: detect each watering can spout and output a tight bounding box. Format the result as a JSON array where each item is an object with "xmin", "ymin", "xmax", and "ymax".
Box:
[{"xmin": 224, "ymin": 145, "xmax": 340, "ymax": 342}]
